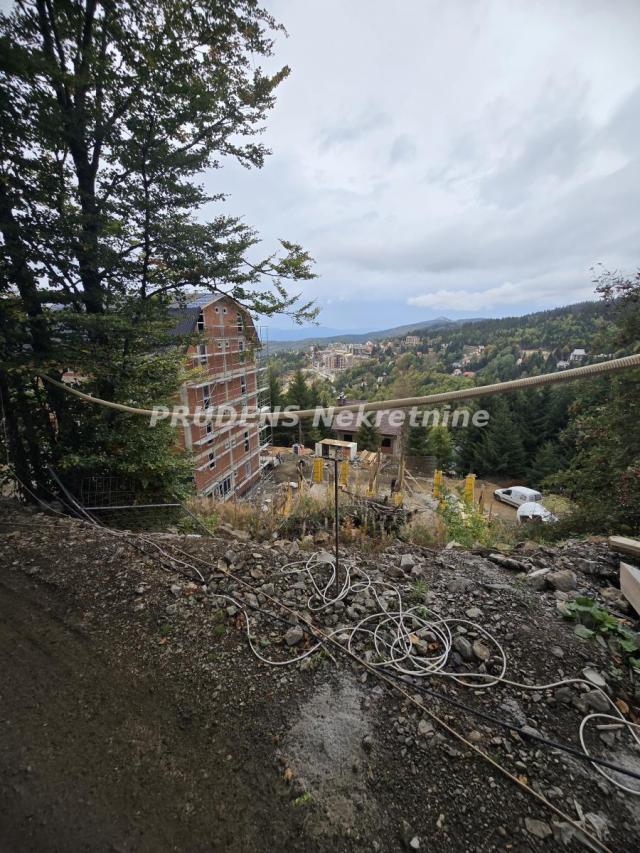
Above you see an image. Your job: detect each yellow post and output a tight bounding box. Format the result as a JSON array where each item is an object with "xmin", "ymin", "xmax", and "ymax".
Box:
[
  {"xmin": 433, "ymin": 469, "xmax": 443, "ymax": 498},
  {"xmin": 312, "ymin": 457, "xmax": 323, "ymax": 484},
  {"xmin": 339, "ymin": 460, "xmax": 349, "ymax": 487},
  {"xmin": 463, "ymin": 473, "xmax": 476, "ymax": 506}
]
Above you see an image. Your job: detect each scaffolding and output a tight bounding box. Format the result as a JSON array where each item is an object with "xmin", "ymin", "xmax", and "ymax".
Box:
[{"xmin": 183, "ymin": 301, "xmax": 271, "ymax": 502}]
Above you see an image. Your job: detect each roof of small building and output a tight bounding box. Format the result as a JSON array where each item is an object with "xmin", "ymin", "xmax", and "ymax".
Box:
[{"xmin": 331, "ymin": 404, "xmax": 404, "ymax": 437}]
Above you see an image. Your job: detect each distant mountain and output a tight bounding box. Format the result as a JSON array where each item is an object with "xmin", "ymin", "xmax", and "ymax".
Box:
[
  {"xmin": 261, "ymin": 325, "xmax": 363, "ymax": 342},
  {"xmin": 263, "ymin": 315, "xmax": 461, "ymax": 351}
]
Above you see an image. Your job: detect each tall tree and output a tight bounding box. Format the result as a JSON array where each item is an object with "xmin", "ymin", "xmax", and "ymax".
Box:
[
  {"xmin": 0, "ymin": 0, "xmax": 317, "ymax": 497},
  {"xmin": 425, "ymin": 425, "xmax": 453, "ymax": 468},
  {"xmin": 356, "ymin": 420, "xmax": 381, "ymax": 452},
  {"xmin": 548, "ymin": 269, "xmax": 640, "ymax": 533}
]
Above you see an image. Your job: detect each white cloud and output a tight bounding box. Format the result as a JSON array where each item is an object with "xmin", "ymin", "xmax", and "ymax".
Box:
[
  {"xmin": 207, "ymin": 0, "xmax": 640, "ymax": 328},
  {"xmin": 408, "ymin": 275, "xmax": 594, "ymax": 313}
]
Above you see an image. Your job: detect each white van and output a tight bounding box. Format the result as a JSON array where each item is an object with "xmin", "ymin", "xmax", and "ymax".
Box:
[{"xmin": 493, "ymin": 486, "xmax": 542, "ymax": 508}]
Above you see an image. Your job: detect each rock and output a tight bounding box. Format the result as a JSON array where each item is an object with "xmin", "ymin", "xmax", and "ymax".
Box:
[
  {"xmin": 525, "ymin": 817, "xmax": 552, "ymax": 840},
  {"xmin": 520, "ymin": 725, "xmax": 542, "ymax": 739},
  {"xmin": 453, "ymin": 636, "xmax": 473, "ymax": 660},
  {"xmin": 472, "ymin": 640, "xmax": 491, "ymax": 662},
  {"xmin": 362, "ymin": 734, "xmax": 374, "ymax": 753},
  {"xmin": 468, "ymin": 730, "xmax": 483, "ymax": 743},
  {"xmin": 284, "ymin": 626, "xmax": 304, "ymax": 646},
  {"xmin": 445, "ymin": 541, "xmax": 464, "ymax": 550},
  {"xmin": 245, "ymin": 593, "xmax": 259, "ymax": 609},
  {"xmin": 601, "ymin": 586, "xmax": 630, "ymax": 612},
  {"xmin": 400, "ymin": 554, "xmax": 417, "ymax": 569},
  {"xmin": 465, "ymin": 607, "xmax": 482, "ymax": 619},
  {"xmin": 409, "ymin": 838, "xmax": 420, "ymax": 850},
  {"xmin": 447, "ymin": 578, "xmax": 474, "ymax": 593},
  {"xmin": 170, "ymin": 584, "xmax": 182, "ymax": 597},
  {"xmin": 582, "ymin": 690, "xmax": 610, "ymax": 715},
  {"xmin": 488, "ymin": 553, "xmax": 526, "ymax": 571},
  {"xmin": 547, "ymin": 570, "xmax": 577, "ymax": 592},
  {"xmin": 554, "ymin": 686, "xmax": 573, "ymax": 704},
  {"xmin": 550, "ymin": 645, "xmax": 565, "ymax": 659},
  {"xmin": 582, "ymin": 667, "xmax": 607, "ymax": 688},
  {"xmin": 388, "ymin": 566, "xmax": 405, "ymax": 579},
  {"xmin": 417, "ymin": 719, "xmax": 434, "ymax": 737},
  {"xmin": 230, "ymin": 529, "xmax": 251, "ymax": 541}
]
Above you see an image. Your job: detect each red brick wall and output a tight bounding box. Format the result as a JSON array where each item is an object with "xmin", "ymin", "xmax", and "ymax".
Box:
[{"xmin": 181, "ymin": 296, "xmax": 265, "ymax": 497}]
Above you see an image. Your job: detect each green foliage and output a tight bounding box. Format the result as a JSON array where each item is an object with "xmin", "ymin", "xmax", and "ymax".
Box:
[
  {"xmin": 406, "ymin": 423, "xmax": 429, "ymax": 456},
  {"xmin": 561, "ymin": 596, "xmax": 640, "ymax": 670},
  {"xmin": 546, "ymin": 270, "xmax": 640, "ymax": 533},
  {"xmin": 437, "ymin": 492, "xmax": 496, "ymax": 548},
  {"xmin": 424, "ymin": 426, "xmax": 453, "ymax": 467},
  {"xmin": 410, "ymin": 578, "xmax": 429, "ymax": 602},
  {"xmin": 356, "ymin": 420, "xmax": 381, "ymax": 452},
  {"xmin": 0, "ymin": 0, "xmax": 316, "ymax": 499}
]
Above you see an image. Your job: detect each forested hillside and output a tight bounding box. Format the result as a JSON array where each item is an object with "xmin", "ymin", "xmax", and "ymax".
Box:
[{"xmin": 274, "ymin": 276, "xmax": 639, "ymax": 534}]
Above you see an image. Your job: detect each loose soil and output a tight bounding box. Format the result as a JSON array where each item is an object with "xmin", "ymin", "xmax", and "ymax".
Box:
[{"xmin": 1, "ymin": 501, "xmax": 639, "ymax": 852}]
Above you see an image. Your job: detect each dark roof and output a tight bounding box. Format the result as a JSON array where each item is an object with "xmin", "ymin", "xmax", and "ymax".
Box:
[
  {"xmin": 167, "ymin": 292, "xmax": 260, "ymax": 346},
  {"xmin": 167, "ymin": 305, "xmax": 200, "ymax": 337},
  {"xmin": 331, "ymin": 407, "xmax": 404, "ymax": 437}
]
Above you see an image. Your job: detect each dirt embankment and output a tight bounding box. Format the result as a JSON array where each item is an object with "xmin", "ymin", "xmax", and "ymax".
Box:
[{"xmin": 1, "ymin": 502, "xmax": 639, "ymax": 853}]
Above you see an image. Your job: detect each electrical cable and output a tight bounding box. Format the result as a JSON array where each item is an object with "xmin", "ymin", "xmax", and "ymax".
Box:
[
  {"xmin": 4, "ymin": 471, "xmax": 635, "ymax": 850},
  {"xmin": 38, "ymin": 351, "xmax": 640, "ymax": 423}
]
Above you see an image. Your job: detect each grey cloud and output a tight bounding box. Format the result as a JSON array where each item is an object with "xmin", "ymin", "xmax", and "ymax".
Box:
[
  {"xmin": 322, "ymin": 158, "xmax": 640, "ymax": 277},
  {"xmin": 389, "ymin": 134, "xmax": 416, "ymax": 165},
  {"xmin": 319, "ymin": 109, "xmax": 390, "ymax": 150},
  {"xmin": 197, "ymin": 0, "xmax": 640, "ymax": 328},
  {"xmin": 479, "ymin": 114, "xmax": 592, "ymax": 208},
  {"xmin": 601, "ymin": 85, "xmax": 640, "ymax": 157}
]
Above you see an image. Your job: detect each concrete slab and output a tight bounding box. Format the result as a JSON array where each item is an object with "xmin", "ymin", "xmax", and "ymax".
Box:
[{"xmin": 620, "ymin": 561, "xmax": 640, "ymax": 615}]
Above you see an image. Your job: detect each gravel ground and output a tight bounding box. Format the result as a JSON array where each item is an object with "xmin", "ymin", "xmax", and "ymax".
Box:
[{"xmin": 1, "ymin": 500, "xmax": 639, "ymax": 853}]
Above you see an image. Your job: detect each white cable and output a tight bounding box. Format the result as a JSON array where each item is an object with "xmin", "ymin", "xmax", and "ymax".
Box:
[
  {"xmin": 271, "ymin": 553, "xmax": 640, "ymax": 795},
  {"xmin": 7, "ymin": 473, "xmax": 640, "ymax": 796}
]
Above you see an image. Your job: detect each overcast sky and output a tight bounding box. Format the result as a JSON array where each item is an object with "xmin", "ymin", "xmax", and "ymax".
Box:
[{"xmin": 206, "ymin": 0, "xmax": 640, "ymax": 333}]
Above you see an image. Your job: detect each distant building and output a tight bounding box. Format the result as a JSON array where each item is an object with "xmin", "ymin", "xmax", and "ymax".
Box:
[
  {"xmin": 570, "ymin": 348, "xmax": 587, "ymax": 363},
  {"xmin": 330, "ymin": 403, "xmax": 404, "ymax": 455},
  {"xmin": 169, "ymin": 293, "xmax": 269, "ymax": 499},
  {"xmin": 405, "ymin": 334, "xmax": 420, "ymax": 346},
  {"xmin": 556, "ymin": 360, "xmax": 570, "ymax": 370}
]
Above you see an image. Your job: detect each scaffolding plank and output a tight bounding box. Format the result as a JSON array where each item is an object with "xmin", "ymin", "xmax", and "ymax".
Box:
[{"xmin": 609, "ymin": 536, "xmax": 640, "ymax": 560}]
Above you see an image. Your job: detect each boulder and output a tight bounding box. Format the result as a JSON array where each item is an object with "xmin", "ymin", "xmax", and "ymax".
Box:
[{"xmin": 547, "ymin": 569, "xmax": 577, "ymax": 592}]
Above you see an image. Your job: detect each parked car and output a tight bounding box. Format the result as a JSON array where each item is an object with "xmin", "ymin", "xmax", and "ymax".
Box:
[
  {"xmin": 493, "ymin": 486, "xmax": 542, "ymax": 507},
  {"xmin": 517, "ymin": 501, "xmax": 558, "ymax": 524}
]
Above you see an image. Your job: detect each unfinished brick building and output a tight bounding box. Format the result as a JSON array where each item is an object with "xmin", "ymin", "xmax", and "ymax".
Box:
[{"xmin": 171, "ymin": 293, "xmax": 270, "ymax": 499}]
